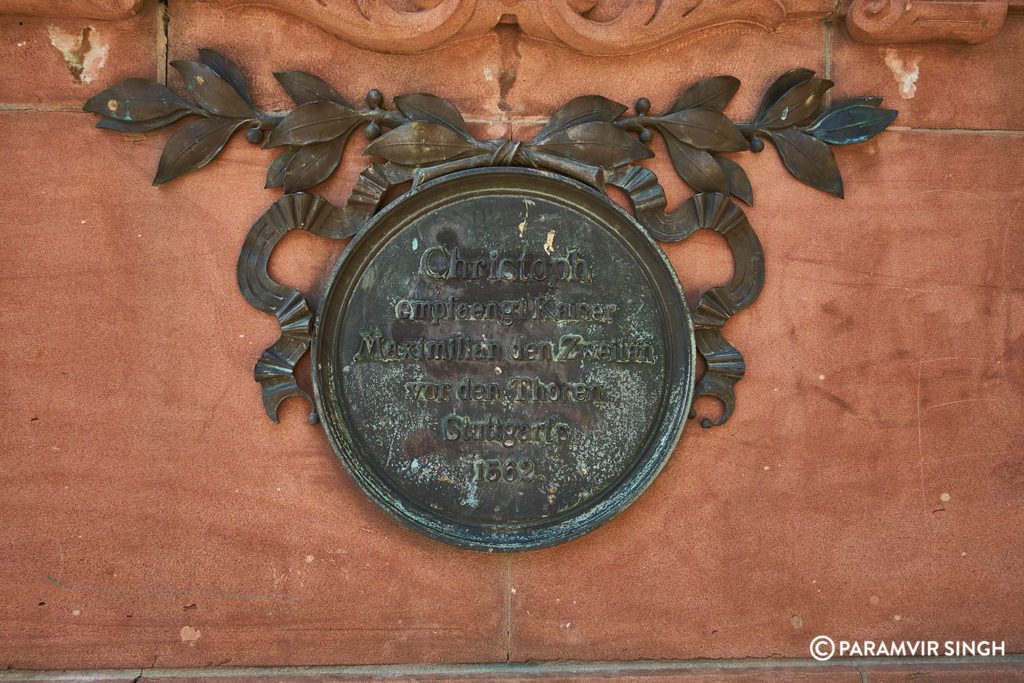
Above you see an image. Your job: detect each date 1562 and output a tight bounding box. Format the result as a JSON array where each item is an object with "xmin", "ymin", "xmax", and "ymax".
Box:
[{"xmin": 472, "ymin": 459, "xmax": 536, "ymax": 483}]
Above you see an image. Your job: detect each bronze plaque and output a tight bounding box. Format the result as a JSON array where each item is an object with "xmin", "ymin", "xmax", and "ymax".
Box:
[
  {"xmin": 84, "ymin": 51, "xmax": 900, "ymax": 550},
  {"xmin": 312, "ymin": 168, "xmax": 694, "ymax": 550}
]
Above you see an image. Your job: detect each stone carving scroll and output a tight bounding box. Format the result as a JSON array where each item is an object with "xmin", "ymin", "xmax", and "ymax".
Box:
[{"xmin": 5, "ymin": 0, "xmax": 1014, "ymax": 50}]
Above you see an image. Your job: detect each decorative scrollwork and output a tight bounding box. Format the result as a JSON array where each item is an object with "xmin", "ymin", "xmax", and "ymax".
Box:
[
  {"xmin": 236, "ymin": 164, "xmax": 412, "ymax": 422},
  {"xmin": 9, "ymin": 1, "xmax": 1012, "ymax": 48},
  {"xmin": 846, "ymin": 0, "xmax": 1009, "ymax": 45},
  {"xmin": 84, "ymin": 49, "xmax": 897, "ymax": 427},
  {"xmin": 606, "ymin": 171, "xmax": 764, "ymax": 426}
]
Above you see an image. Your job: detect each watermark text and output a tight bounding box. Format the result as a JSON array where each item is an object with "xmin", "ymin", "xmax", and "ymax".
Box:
[{"xmin": 810, "ymin": 636, "xmax": 1006, "ymax": 661}]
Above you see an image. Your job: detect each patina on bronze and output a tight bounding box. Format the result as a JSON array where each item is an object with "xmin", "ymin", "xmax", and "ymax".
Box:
[
  {"xmin": 313, "ymin": 168, "xmax": 693, "ymax": 550},
  {"xmin": 83, "ymin": 49, "xmax": 898, "ymax": 550}
]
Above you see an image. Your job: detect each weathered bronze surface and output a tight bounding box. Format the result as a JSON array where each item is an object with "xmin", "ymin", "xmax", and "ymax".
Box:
[
  {"xmin": 313, "ymin": 168, "xmax": 693, "ymax": 550},
  {"xmin": 82, "ymin": 50, "xmax": 897, "ymax": 550}
]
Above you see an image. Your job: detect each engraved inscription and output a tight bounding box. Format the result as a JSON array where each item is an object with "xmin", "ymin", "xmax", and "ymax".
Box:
[
  {"xmin": 350, "ymin": 244, "xmax": 655, "ymax": 449},
  {"xmin": 354, "ymin": 333, "xmax": 654, "ymax": 365},
  {"xmin": 509, "ymin": 335, "xmax": 656, "ymax": 364},
  {"xmin": 507, "ymin": 377, "xmax": 605, "ymax": 404},
  {"xmin": 354, "ymin": 334, "xmax": 502, "ymax": 361},
  {"xmin": 351, "ymin": 241, "xmax": 658, "ymax": 451},
  {"xmin": 322, "ymin": 180, "xmax": 685, "ymax": 534},
  {"xmin": 394, "ymin": 295, "xmax": 618, "ymax": 325},
  {"xmin": 443, "ymin": 414, "xmax": 571, "ymax": 448},
  {"xmin": 419, "ymin": 247, "xmax": 592, "ymax": 286},
  {"xmin": 471, "ymin": 459, "xmax": 536, "ymax": 484}
]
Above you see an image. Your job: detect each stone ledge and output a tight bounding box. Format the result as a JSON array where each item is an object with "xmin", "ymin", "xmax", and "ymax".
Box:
[{"xmin": 0, "ymin": 657, "xmax": 1022, "ymax": 681}]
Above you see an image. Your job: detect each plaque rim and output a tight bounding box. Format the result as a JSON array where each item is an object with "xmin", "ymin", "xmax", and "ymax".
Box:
[{"xmin": 310, "ymin": 167, "xmax": 695, "ymax": 552}]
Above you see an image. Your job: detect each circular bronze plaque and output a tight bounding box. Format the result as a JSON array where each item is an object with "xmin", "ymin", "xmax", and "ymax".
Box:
[{"xmin": 312, "ymin": 168, "xmax": 694, "ymax": 551}]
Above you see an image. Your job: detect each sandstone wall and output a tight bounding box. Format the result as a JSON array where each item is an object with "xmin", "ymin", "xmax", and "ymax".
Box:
[{"xmin": 0, "ymin": 1, "xmax": 1021, "ymax": 679}]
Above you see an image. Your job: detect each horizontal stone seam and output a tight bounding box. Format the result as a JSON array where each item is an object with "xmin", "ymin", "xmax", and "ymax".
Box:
[
  {"xmin": 1, "ymin": 656, "xmax": 1022, "ymax": 681},
  {"xmin": 0, "ymin": 107, "xmax": 548, "ymax": 125},
  {"xmin": 0, "ymin": 104, "xmax": 84, "ymax": 112},
  {"xmin": 888, "ymin": 126, "xmax": 1024, "ymax": 136},
  {"xmin": 1, "ymin": 107, "xmax": 1023, "ymax": 137}
]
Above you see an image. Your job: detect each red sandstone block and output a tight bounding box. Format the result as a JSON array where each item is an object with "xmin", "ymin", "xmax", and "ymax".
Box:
[
  {"xmin": 0, "ymin": 112, "xmax": 508, "ymax": 669},
  {"xmin": 140, "ymin": 667, "xmax": 864, "ymax": 682},
  {"xmin": 831, "ymin": 13, "xmax": 1024, "ymax": 131},
  {"xmin": 0, "ymin": 2, "xmax": 158, "ymax": 107},
  {"xmin": 167, "ymin": 0, "xmax": 503, "ymax": 117},
  {"xmin": 509, "ymin": 130, "xmax": 1024, "ymax": 661},
  {"xmin": 504, "ymin": 19, "xmax": 827, "ymax": 122}
]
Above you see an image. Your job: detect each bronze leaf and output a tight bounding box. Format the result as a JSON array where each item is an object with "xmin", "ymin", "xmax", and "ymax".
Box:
[
  {"xmin": 95, "ymin": 110, "xmax": 191, "ymax": 133},
  {"xmin": 755, "ymin": 68, "xmax": 815, "ymax": 123},
  {"xmin": 363, "ymin": 121, "xmax": 485, "ymax": 166},
  {"xmin": 170, "ymin": 60, "xmax": 253, "ymax": 119},
  {"xmin": 283, "ymin": 137, "xmax": 348, "ymax": 192},
  {"xmin": 83, "ymin": 78, "xmax": 191, "ymax": 122},
  {"xmin": 198, "ymin": 48, "xmax": 254, "ymax": 107},
  {"xmin": 264, "ymin": 100, "xmax": 363, "ymax": 148},
  {"xmin": 655, "ymin": 108, "xmax": 749, "ymax": 153},
  {"xmin": 273, "ymin": 70, "xmax": 352, "ymax": 106},
  {"xmin": 265, "ymin": 148, "xmax": 299, "ymax": 188},
  {"xmin": 804, "ymin": 104, "xmax": 898, "ymax": 145},
  {"xmin": 758, "ymin": 77, "xmax": 833, "ymax": 129},
  {"xmin": 661, "ymin": 134, "xmax": 730, "ymax": 194},
  {"xmin": 153, "ymin": 117, "xmax": 248, "ymax": 185},
  {"xmin": 667, "ymin": 75, "xmax": 740, "ymax": 113},
  {"xmin": 532, "ymin": 95, "xmax": 628, "ymax": 144},
  {"xmin": 765, "ymin": 127, "xmax": 843, "ymax": 198},
  {"xmin": 530, "ymin": 121, "xmax": 653, "ymax": 169},
  {"xmin": 394, "ymin": 93, "xmax": 470, "ymax": 136},
  {"xmin": 715, "ymin": 156, "xmax": 754, "ymax": 205}
]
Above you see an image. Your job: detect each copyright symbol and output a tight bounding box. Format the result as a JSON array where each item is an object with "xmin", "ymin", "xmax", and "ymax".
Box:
[{"xmin": 810, "ymin": 635, "xmax": 835, "ymax": 661}]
